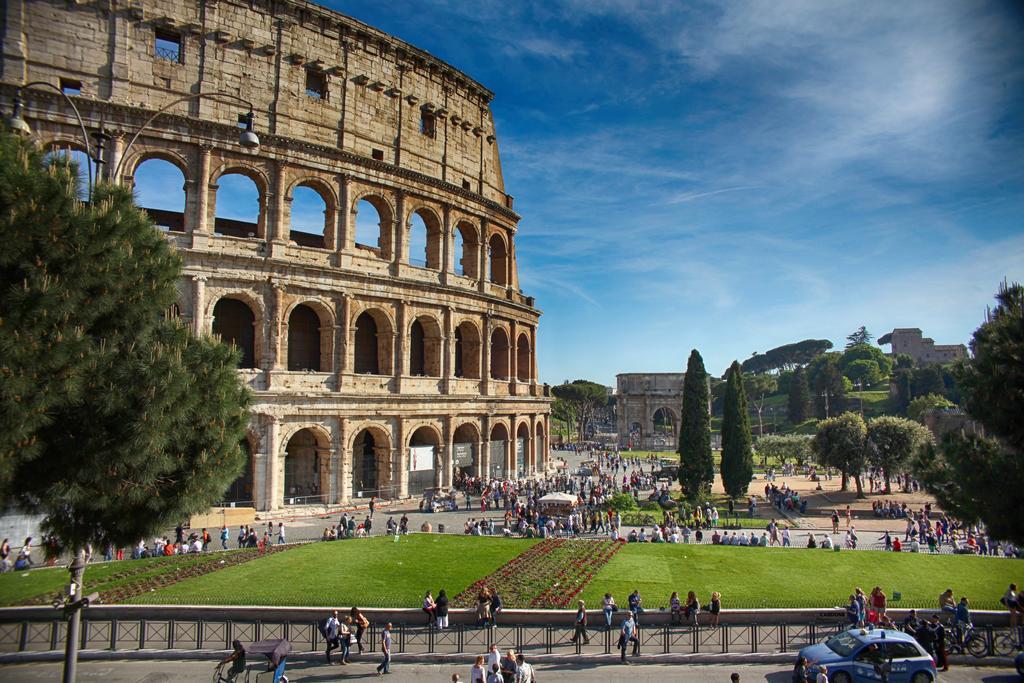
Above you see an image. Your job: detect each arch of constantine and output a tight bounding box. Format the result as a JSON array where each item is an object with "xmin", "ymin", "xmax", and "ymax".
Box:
[
  {"xmin": 615, "ymin": 373, "xmax": 684, "ymax": 450},
  {"xmin": 2, "ymin": 0, "xmax": 551, "ymax": 510}
]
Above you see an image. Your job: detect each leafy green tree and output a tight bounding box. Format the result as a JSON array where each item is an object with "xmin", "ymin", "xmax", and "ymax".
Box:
[
  {"xmin": 606, "ymin": 491, "xmax": 637, "ymax": 512},
  {"xmin": 845, "ymin": 359, "xmax": 882, "ymax": 387},
  {"xmin": 720, "ymin": 362, "xmax": 754, "ymax": 499},
  {"xmin": 740, "ymin": 339, "xmax": 833, "ymax": 374},
  {"xmin": 813, "ymin": 358, "xmax": 847, "ymax": 419},
  {"xmin": 0, "ymin": 129, "xmax": 251, "ymax": 546},
  {"xmin": 678, "ymin": 349, "xmax": 714, "ymax": 500},
  {"xmin": 912, "ymin": 365, "xmax": 946, "ymax": 397},
  {"xmin": 551, "ymin": 380, "xmax": 607, "ymax": 442},
  {"xmin": 551, "ymin": 397, "xmax": 576, "ymax": 441},
  {"xmin": 787, "ymin": 366, "xmax": 811, "ymax": 424},
  {"xmin": 892, "ymin": 369, "xmax": 913, "ymax": 415},
  {"xmin": 865, "ymin": 416, "xmax": 932, "ymax": 493},
  {"xmin": 755, "ymin": 434, "xmax": 814, "ymax": 467},
  {"xmin": 813, "ymin": 412, "xmax": 868, "ymax": 496},
  {"xmin": 840, "ymin": 343, "xmax": 893, "ymax": 378},
  {"xmin": 907, "ymin": 393, "xmax": 954, "ymax": 424},
  {"xmin": 915, "ymin": 282, "xmax": 1024, "ymax": 543},
  {"xmin": 846, "ymin": 326, "xmax": 873, "ymax": 348},
  {"xmin": 743, "ymin": 373, "xmax": 778, "ymax": 436}
]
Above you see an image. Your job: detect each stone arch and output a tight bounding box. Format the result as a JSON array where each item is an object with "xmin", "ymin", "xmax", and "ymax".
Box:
[
  {"xmin": 515, "ymin": 420, "xmax": 531, "ymax": 477},
  {"xmin": 454, "ymin": 220, "xmax": 480, "ymax": 278},
  {"xmin": 350, "ymin": 423, "xmax": 392, "ymax": 498},
  {"xmin": 409, "ymin": 313, "xmax": 443, "ymax": 377},
  {"xmin": 353, "ymin": 306, "xmax": 395, "ymax": 375},
  {"xmin": 406, "ymin": 205, "xmax": 443, "ymax": 269},
  {"xmin": 286, "ymin": 302, "xmax": 323, "ymax": 371},
  {"xmin": 489, "ymin": 325, "xmax": 510, "ymax": 380},
  {"xmin": 130, "ymin": 155, "xmax": 188, "ymax": 233},
  {"xmin": 454, "ymin": 319, "xmax": 482, "ymax": 379},
  {"xmin": 452, "ymin": 421, "xmax": 481, "ymax": 479},
  {"xmin": 282, "ymin": 425, "xmax": 331, "ymax": 504},
  {"xmin": 43, "ymin": 139, "xmax": 91, "ymax": 200},
  {"xmin": 628, "ymin": 421, "xmax": 643, "ymax": 448},
  {"xmin": 488, "ymin": 231, "xmax": 508, "ymax": 286},
  {"xmin": 211, "ymin": 296, "xmax": 259, "ymax": 369},
  {"xmin": 221, "ymin": 436, "xmax": 256, "ymax": 504},
  {"xmin": 211, "ymin": 164, "xmax": 268, "ymax": 239},
  {"xmin": 124, "ymin": 148, "xmax": 191, "ymax": 181},
  {"xmin": 651, "ymin": 406, "xmax": 678, "ymax": 438},
  {"xmin": 287, "ymin": 177, "xmax": 336, "ymax": 249},
  {"xmin": 516, "ymin": 332, "xmax": 532, "ymax": 382},
  {"xmin": 408, "ymin": 424, "xmax": 441, "ymax": 495},
  {"xmin": 352, "ymin": 192, "xmax": 394, "ymax": 258},
  {"xmin": 535, "ymin": 420, "xmax": 546, "ymax": 470},
  {"xmin": 488, "ymin": 421, "xmax": 510, "ymax": 480}
]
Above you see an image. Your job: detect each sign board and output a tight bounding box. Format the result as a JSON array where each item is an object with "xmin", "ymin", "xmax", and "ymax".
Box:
[
  {"xmin": 453, "ymin": 443, "xmax": 474, "ymax": 467},
  {"xmin": 515, "ymin": 438, "xmax": 526, "ymax": 473},
  {"xmin": 409, "ymin": 445, "xmax": 435, "ymax": 472}
]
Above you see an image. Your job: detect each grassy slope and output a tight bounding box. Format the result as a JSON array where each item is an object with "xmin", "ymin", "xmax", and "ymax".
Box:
[
  {"xmin": 580, "ymin": 544, "xmax": 1015, "ymax": 610},
  {"xmin": 129, "ymin": 535, "xmax": 538, "ymax": 607}
]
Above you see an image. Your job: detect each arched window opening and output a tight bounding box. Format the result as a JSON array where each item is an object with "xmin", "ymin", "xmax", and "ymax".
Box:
[
  {"xmin": 515, "ymin": 422, "xmax": 530, "ymax": 477},
  {"xmin": 45, "ymin": 146, "xmax": 91, "ymax": 201},
  {"xmin": 284, "ymin": 429, "xmax": 323, "ymax": 504},
  {"xmin": 289, "ymin": 184, "xmax": 328, "ymax": 249},
  {"xmin": 516, "ymin": 333, "xmax": 531, "ymax": 382},
  {"xmin": 490, "ymin": 327, "xmax": 510, "ymax": 380},
  {"xmin": 408, "ymin": 212, "xmax": 428, "ymax": 268},
  {"xmin": 410, "ymin": 319, "xmax": 425, "ymax": 375},
  {"xmin": 454, "ymin": 321, "xmax": 481, "ymax": 379},
  {"xmin": 354, "ymin": 311, "xmax": 379, "ymax": 374},
  {"xmin": 452, "ymin": 423, "xmax": 479, "ymax": 480},
  {"xmin": 352, "ymin": 428, "xmax": 388, "ymax": 497},
  {"xmin": 287, "ymin": 304, "xmax": 321, "ymax": 371},
  {"xmin": 536, "ymin": 422, "xmax": 546, "ymax": 469},
  {"xmin": 214, "ymin": 173, "xmax": 261, "ymax": 238},
  {"xmin": 408, "ymin": 426, "xmax": 439, "ymax": 496},
  {"xmin": 488, "ymin": 423, "xmax": 509, "ymax": 480},
  {"xmin": 212, "ymin": 298, "xmax": 256, "ymax": 369},
  {"xmin": 456, "ymin": 223, "xmax": 479, "ymax": 278},
  {"xmin": 354, "ymin": 199, "xmax": 383, "ymax": 251},
  {"xmin": 133, "ymin": 158, "xmax": 186, "ymax": 232},
  {"xmin": 409, "ymin": 316, "xmax": 441, "ymax": 377},
  {"xmin": 628, "ymin": 421, "xmax": 643, "ymax": 448},
  {"xmin": 488, "ymin": 233, "xmax": 508, "ymax": 286},
  {"xmin": 221, "ymin": 440, "xmax": 254, "ymax": 504}
]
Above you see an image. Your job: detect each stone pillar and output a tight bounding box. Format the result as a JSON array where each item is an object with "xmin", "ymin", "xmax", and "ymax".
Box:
[
  {"xmin": 509, "ymin": 319, "xmax": 518, "ymax": 389},
  {"xmin": 507, "ymin": 237, "xmax": 518, "ymax": 293},
  {"xmin": 0, "ymin": 0, "xmax": 27, "ymax": 84},
  {"xmin": 332, "ymin": 296, "xmax": 346, "ymax": 390},
  {"xmin": 266, "ymin": 160, "xmax": 287, "ymax": 256},
  {"xmin": 434, "ymin": 444, "xmax": 446, "ymax": 490},
  {"xmin": 395, "ymin": 417, "xmax": 408, "ymax": 498},
  {"xmin": 391, "ymin": 190, "xmax": 406, "ymax": 275},
  {"xmin": 266, "ymin": 416, "xmax": 281, "ymax": 511},
  {"xmin": 339, "ymin": 417, "xmax": 351, "ymax": 502},
  {"xmin": 531, "ymin": 325, "xmax": 538, "ymax": 386},
  {"xmin": 396, "ymin": 300, "xmax": 409, "ymax": 391},
  {"xmin": 191, "ymin": 275, "xmax": 207, "ymax": 335},
  {"xmin": 268, "ymin": 281, "xmax": 286, "ymax": 371},
  {"xmin": 443, "ymin": 415, "xmax": 455, "ymax": 489},
  {"xmin": 339, "ymin": 293, "xmax": 352, "ymax": 376},
  {"xmin": 192, "ymin": 146, "xmax": 212, "ymax": 245},
  {"xmin": 251, "ymin": 416, "xmax": 268, "ymax": 511},
  {"xmin": 477, "ymin": 218, "xmax": 489, "ymax": 292},
  {"xmin": 106, "ymin": 134, "xmax": 125, "ymax": 185},
  {"xmin": 481, "ymin": 313, "xmax": 492, "ymax": 395},
  {"xmin": 442, "ymin": 306, "xmax": 454, "ymax": 394},
  {"xmin": 480, "ymin": 415, "xmax": 491, "ymax": 480},
  {"xmin": 330, "ymin": 419, "xmax": 343, "ymax": 504},
  {"xmin": 440, "ymin": 204, "xmax": 452, "ymax": 284},
  {"xmin": 506, "ymin": 415, "xmax": 516, "ymax": 476},
  {"xmin": 336, "ymin": 174, "xmax": 350, "ymax": 255}
]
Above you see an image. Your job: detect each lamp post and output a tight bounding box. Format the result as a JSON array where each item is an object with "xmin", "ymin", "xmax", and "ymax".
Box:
[{"xmin": 5, "ymin": 85, "xmax": 259, "ymax": 195}]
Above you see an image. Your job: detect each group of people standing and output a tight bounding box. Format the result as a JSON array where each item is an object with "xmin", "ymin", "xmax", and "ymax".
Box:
[{"xmin": 321, "ymin": 606, "xmax": 371, "ymax": 666}]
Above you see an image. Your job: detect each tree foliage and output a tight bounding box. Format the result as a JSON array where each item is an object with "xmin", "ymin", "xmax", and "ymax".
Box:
[
  {"xmin": 787, "ymin": 366, "xmax": 811, "ymax": 424},
  {"xmin": 813, "ymin": 412, "xmax": 868, "ymax": 497},
  {"xmin": 754, "ymin": 434, "xmax": 814, "ymax": 467},
  {"xmin": 678, "ymin": 350, "xmax": 713, "ymax": 500},
  {"xmin": 812, "ymin": 358, "xmax": 847, "ymax": 419},
  {"xmin": 906, "ymin": 393, "xmax": 954, "ymax": 424},
  {"xmin": 0, "ymin": 129, "xmax": 250, "ymax": 549},
  {"xmin": 915, "ymin": 282, "xmax": 1024, "ymax": 543},
  {"xmin": 551, "ymin": 380, "xmax": 607, "ymax": 442},
  {"xmin": 846, "ymin": 326, "xmax": 873, "ymax": 348},
  {"xmin": 839, "ymin": 343, "xmax": 893, "ymax": 385},
  {"xmin": 720, "ymin": 362, "xmax": 754, "ymax": 499},
  {"xmin": 865, "ymin": 416, "xmax": 932, "ymax": 493},
  {"xmin": 740, "ymin": 339, "xmax": 834, "ymax": 375}
]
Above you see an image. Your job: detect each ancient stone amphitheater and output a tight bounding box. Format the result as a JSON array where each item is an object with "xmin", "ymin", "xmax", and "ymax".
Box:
[{"xmin": 2, "ymin": 0, "xmax": 551, "ymax": 510}]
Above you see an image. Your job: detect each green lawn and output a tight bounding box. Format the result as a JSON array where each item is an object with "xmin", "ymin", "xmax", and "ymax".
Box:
[
  {"xmin": 579, "ymin": 544, "xmax": 1015, "ymax": 610},
  {"xmin": 129, "ymin": 535, "xmax": 537, "ymax": 607}
]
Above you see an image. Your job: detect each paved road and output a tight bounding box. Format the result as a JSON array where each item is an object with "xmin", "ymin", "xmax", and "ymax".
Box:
[{"xmin": 0, "ymin": 658, "xmax": 1015, "ymax": 682}]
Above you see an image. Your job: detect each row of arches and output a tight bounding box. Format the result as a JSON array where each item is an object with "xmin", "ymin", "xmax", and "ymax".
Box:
[
  {"xmin": 126, "ymin": 155, "xmax": 512, "ymax": 284},
  {"xmin": 219, "ymin": 419, "xmax": 547, "ymax": 508},
  {"xmin": 209, "ymin": 295, "xmax": 535, "ymax": 381}
]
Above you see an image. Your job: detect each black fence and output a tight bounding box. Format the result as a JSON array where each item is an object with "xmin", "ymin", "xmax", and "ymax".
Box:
[{"xmin": 0, "ymin": 617, "xmax": 1018, "ymax": 658}]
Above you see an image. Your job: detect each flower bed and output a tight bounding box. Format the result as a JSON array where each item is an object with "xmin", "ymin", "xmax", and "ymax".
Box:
[{"xmin": 453, "ymin": 538, "xmax": 623, "ymax": 609}]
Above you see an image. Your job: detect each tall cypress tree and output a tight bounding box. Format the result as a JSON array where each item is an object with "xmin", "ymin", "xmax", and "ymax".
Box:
[
  {"xmin": 720, "ymin": 361, "xmax": 754, "ymax": 500},
  {"xmin": 678, "ymin": 349, "xmax": 714, "ymax": 500},
  {"xmin": 787, "ymin": 366, "xmax": 811, "ymax": 424}
]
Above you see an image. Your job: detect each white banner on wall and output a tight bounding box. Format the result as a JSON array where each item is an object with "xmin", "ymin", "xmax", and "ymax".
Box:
[{"xmin": 409, "ymin": 445, "xmax": 435, "ymax": 472}]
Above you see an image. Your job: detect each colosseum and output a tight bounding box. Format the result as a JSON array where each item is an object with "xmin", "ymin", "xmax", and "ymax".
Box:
[{"xmin": 1, "ymin": 0, "xmax": 552, "ymax": 511}]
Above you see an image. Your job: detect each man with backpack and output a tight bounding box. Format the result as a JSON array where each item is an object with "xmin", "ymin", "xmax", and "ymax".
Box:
[{"xmin": 323, "ymin": 609, "xmax": 341, "ymax": 664}]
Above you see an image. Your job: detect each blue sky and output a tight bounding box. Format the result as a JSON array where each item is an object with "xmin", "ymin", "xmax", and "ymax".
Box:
[{"xmin": 140, "ymin": 1, "xmax": 1024, "ymax": 386}]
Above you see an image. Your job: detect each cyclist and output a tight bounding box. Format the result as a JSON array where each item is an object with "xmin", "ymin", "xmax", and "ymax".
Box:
[
  {"xmin": 953, "ymin": 596, "xmax": 972, "ymax": 640},
  {"xmin": 217, "ymin": 640, "xmax": 246, "ymax": 681}
]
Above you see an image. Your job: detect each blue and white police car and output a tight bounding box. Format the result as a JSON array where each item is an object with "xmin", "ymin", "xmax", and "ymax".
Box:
[{"xmin": 798, "ymin": 627, "xmax": 938, "ymax": 683}]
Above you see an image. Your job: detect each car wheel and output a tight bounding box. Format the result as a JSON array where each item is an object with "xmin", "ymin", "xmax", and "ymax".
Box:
[
  {"xmin": 911, "ymin": 672, "xmax": 932, "ymax": 683},
  {"xmin": 832, "ymin": 672, "xmax": 852, "ymax": 683}
]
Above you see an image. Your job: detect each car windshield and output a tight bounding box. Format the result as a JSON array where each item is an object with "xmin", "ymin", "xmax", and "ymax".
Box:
[{"xmin": 825, "ymin": 632, "xmax": 861, "ymax": 657}]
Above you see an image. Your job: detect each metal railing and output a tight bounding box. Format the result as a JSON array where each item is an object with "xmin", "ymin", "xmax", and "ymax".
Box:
[{"xmin": 0, "ymin": 617, "xmax": 1018, "ymax": 658}]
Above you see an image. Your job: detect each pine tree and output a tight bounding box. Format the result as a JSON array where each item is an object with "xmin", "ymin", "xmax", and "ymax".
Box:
[
  {"xmin": 720, "ymin": 361, "xmax": 753, "ymax": 500},
  {"xmin": 845, "ymin": 326, "xmax": 873, "ymax": 348},
  {"xmin": 0, "ymin": 128, "xmax": 251, "ymax": 549},
  {"xmin": 813, "ymin": 359, "xmax": 847, "ymax": 419},
  {"xmin": 678, "ymin": 349, "xmax": 714, "ymax": 500},
  {"xmin": 787, "ymin": 366, "xmax": 811, "ymax": 424}
]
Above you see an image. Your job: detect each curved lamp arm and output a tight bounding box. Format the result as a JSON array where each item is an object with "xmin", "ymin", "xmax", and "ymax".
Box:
[
  {"xmin": 112, "ymin": 91, "xmax": 256, "ymax": 181},
  {"xmin": 20, "ymin": 81, "xmax": 96, "ymax": 197}
]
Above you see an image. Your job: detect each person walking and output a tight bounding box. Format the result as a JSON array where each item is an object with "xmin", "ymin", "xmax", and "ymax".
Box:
[
  {"xmin": 571, "ymin": 600, "xmax": 590, "ymax": 644},
  {"xmin": 337, "ymin": 617, "xmax": 353, "ymax": 665},
  {"xmin": 928, "ymin": 614, "xmax": 948, "ymax": 672},
  {"xmin": 470, "ymin": 655, "xmax": 486, "ymax": 683},
  {"xmin": 277, "ymin": 522, "xmax": 286, "ymax": 545},
  {"xmin": 618, "ymin": 612, "xmax": 639, "ymax": 663},
  {"xmin": 324, "ymin": 610, "xmax": 341, "ymax": 664},
  {"xmin": 516, "ymin": 653, "xmax": 534, "ymax": 683},
  {"xmin": 375, "ymin": 622, "xmax": 392, "ymax": 675},
  {"xmin": 220, "ymin": 525, "xmax": 229, "ymax": 550},
  {"xmin": 351, "ymin": 606, "xmax": 370, "ymax": 654},
  {"xmin": 499, "ymin": 649, "xmax": 518, "ymax": 683}
]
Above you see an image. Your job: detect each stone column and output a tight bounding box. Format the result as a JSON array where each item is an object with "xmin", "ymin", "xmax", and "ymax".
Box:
[
  {"xmin": 434, "ymin": 444, "xmax": 446, "ymax": 490},
  {"xmin": 339, "ymin": 293, "xmax": 352, "ymax": 376},
  {"xmin": 268, "ymin": 281, "xmax": 286, "ymax": 371},
  {"xmin": 192, "ymin": 146, "xmax": 212, "ymax": 247},
  {"xmin": 440, "ymin": 204, "xmax": 452, "ymax": 284},
  {"xmin": 330, "ymin": 419, "xmax": 343, "ymax": 504},
  {"xmin": 477, "ymin": 218, "xmax": 489, "ymax": 293},
  {"xmin": 106, "ymin": 134, "xmax": 125, "ymax": 185},
  {"xmin": 266, "ymin": 416, "xmax": 281, "ymax": 511},
  {"xmin": 507, "ymin": 237, "xmax": 518, "ymax": 293},
  {"xmin": 481, "ymin": 313, "xmax": 492, "ymax": 395},
  {"xmin": 332, "ymin": 295, "xmax": 346, "ymax": 390},
  {"xmin": 442, "ymin": 306, "xmax": 454, "ymax": 394},
  {"xmin": 396, "ymin": 300, "xmax": 409, "ymax": 391},
  {"xmin": 443, "ymin": 415, "xmax": 455, "ymax": 489},
  {"xmin": 191, "ymin": 275, "xmax": 207, "ymax": 335},
  {"xmin": 391, "ymin": 190, "xmax": 406, "ymax": 275},
  {"xmin": 338, "ymin": 417, "xmax": 351, "ymax": 502},
  {"xmin": 480, "ymin": 415, "xmax": 491, "ymax": 480},
  {"xmin": 395, "ymin": 417, "xmax": 408, "ymax": 498},
  {"xmin": 266, "ymin": 160, "xmax": 287, "ymax": 256},
  {"xmin": 509, "ymin": 319, "xmax": 518, "ymax": 389},
  {"xmin": 507, "ymin": 415, "xmax": 516, "ymax": 476},
  {"xmin": 336, "ymin": 174, "xmax": 350, "ymax": 258},
  {"xmin": 531, "ymin": 325, "xmax": 538, "ymax": 386}
]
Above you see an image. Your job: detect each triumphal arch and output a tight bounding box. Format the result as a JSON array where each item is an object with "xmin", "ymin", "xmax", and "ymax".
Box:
[
  {"xmin": 2, "ymin": 0, "xmax": 551, "ymax": 510},
  {"xmin": 616, "ymin": 373, "xmax": 684, "ymax": 450}
]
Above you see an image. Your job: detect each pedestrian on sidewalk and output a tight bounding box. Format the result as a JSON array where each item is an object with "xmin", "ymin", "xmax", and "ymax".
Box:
[
  {"xmin": 277, "ymin": 522, "xmax": 286, "ymax": 545},
  {"xmin": 571, "ymin": 599, "xmax": 590, "ymax": 644},
  {"xmin": 324, "ymin": 610, "xmax": 341, "ymax": 664},
  {"xmin": 351, "ymin": 606, "xmax": 369, "ymax": 653},
  {"xmin": 618, "ymin": 612, "xmax": 639, "ymax": 663},
  {"xmin": 375, "ymin": 622, "xmax": 392, "ymax": 675}
]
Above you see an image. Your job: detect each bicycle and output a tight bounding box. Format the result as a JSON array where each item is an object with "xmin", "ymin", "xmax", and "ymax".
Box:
[
  {"xmin": 946, "ymin": 623, "xmax": 988, "ymax": 658},
  {"xmin": 990, "ymin": 628, "xmax": 1020, "ymax": 657}
]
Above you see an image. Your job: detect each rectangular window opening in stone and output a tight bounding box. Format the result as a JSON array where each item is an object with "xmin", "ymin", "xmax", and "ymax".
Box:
[
  {"xmin": 154, "ymin": 30, "xmax": 182, "ymax": 63},
  {"xmin": 420, "ymin": 112, "xmax": 436, "ymax": 138},
  {"xmin": 60, "ymin": 78, "xmax": 82, "ymax": 96},
  {"xmin": 306, "ymin": 70, "xmax": 327, "ymax": 100},
  {"xmin": 462, "ymin": 179, "xmax": 471, "ymax": 191},
  {"xmin": 372, "ymin": 148, "xmax": 384, "ymax": 161}
]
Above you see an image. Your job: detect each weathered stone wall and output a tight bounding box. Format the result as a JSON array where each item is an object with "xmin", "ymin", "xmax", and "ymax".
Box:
[{"xmin": 2, "ymin": 0, "xmax": 550, "ymax": 511}]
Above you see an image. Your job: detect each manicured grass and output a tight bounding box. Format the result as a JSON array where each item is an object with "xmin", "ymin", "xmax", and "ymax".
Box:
[
  {"xmin": 579, "ymin": 543, "xmax": 1016, "ymax": 610},
  {"xmin": 131, "ymin": 535, "xmax": 538, "ymax": 607}
]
